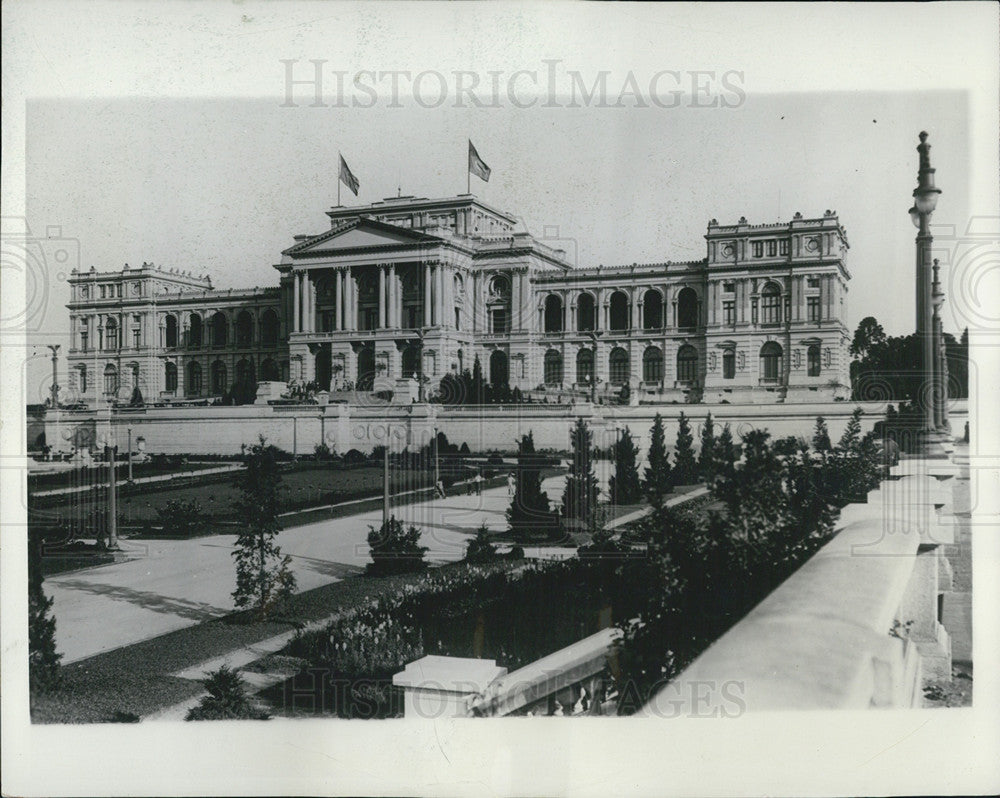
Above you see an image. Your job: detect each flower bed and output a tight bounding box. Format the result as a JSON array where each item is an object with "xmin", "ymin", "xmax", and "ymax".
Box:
[{"xmin": 262, "ymin": 556, "xmax": 652, "ymax": 718}]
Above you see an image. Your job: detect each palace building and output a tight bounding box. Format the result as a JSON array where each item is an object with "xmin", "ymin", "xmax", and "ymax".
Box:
[{"xmin": 65, "ymin": 194, "xmax": 852, "ymax": 405}]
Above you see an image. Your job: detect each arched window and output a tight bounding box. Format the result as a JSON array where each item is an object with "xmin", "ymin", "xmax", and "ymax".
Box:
[
  {"xmin": 609, "ymin": 291, "xmax": 630, "ymax": 331},
  {"xmin": 576, "ymin": 347, "xmax": 594, "ymax": 384},
  {"xmin": 236, "ymin": 358, "xmax": 254, "ymax": 386},
  {"xmin": 104, "ymin": 318, "xmax": 118, "ymax": 350},
  {"xmin": 188, "ymin": 314, "xmax": 203, "ymax": 348},
  {"xmin": 544, "ymin": 350, "xmax": 563, "ymax": 385},
  {"xmin": 357, "ymin": 346, "xmax": 375, "ymax": 390},
  {"xmin": 236, "ymin": 311, "xmax": 253, "ymax": 347},
  {"xmin": 211, "ymin": 360, "xmax": 227, "ymax": 395},
  {"xmin": 210, "ymin": 312, "xmax": 228, "ymax": 348},
  {"xmin": 807, "ymin": 344, "xmax": 821, "ymax": 377},
  {"xmin": 544, "ymin": 294, "xmax": 563, "ymax": 333},
  {"xmin": 260, "ymin": 309, "xmax": 279, "ymax": 346},
  {"xmin": 576, "ymin": 292, "xmax": 596, "ymax": 332},
  {"xmin": 642, "ymin": 346, "xmax": 664, "ymax": 383},
  {"xmin": 165, "ymin": 315, "xmax": 178, "ymax": 348},
  {"xmin": 677, "ymin": 287, "xmax": 698, "ymax": 329},
  {"xmin": 78, "ymin": 365, "xmax": 87, "ymax": 393},
  {"xmin": 609, "ymin": 347, "xmax": 629, "ymax": 385},
  {"xmin": 723, "ymin": 349, "xmax": 736, "ymax": 379},
  {"xmin": 642, "ymin": 289, "xmax": 663, "ymax": 330},
  {"xmin": 165, "ymin": 362, "xmax": 178, "ymax": 392},
  {"xmin": 187, "ymin": 361, "xmax": 202, "ymax": 395},
  {"xmin": 760, "ymin": 342, "xmax": 783, "ymax": 382},
  {"xmin": 676, "ymin": 345, "xmax": 698, "ymax": 384},
  {"xmin": 401, "ymin": 345, "xmax": 420, "ymax": 378},
  {"xmin": 103, "ymin": 364, "xmax": 119, "ymax": 394},
  {"xmin": 761, "ymin": 283, "xmax": 782, "ymax": 324},
  {"xmin": 261, "ymin": 358, "xmax": 279, "ymax": 381},
  {"xmin": 489, "ymin": 350, "xmax": 509, "ymax": 387}
]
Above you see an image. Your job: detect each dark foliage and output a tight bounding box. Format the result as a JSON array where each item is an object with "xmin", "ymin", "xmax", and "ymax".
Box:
[
  {"xmin": 561, "ymin": 418, "xmax": 600, "ymax": 532},
  {"xmin": 608, "ymin": 426, "xmax": 643, "ymax": 506},
  {"xmin": 507, "ymin": 432, "xmax": 560, "ymax": 541},
  {"xmin": 671, "ymin": 412, "xmax": 698, "ymax": 485},
  {"xmin": 367, "ymin": 515, "xmax": 428, "ymax": 576},
  {"xmin": 643, "ymin": 413, "xmax": 672, "ymax": 507},
  {"xmin": 464, "ymin": 523, "xmax": 499, "ymax": 564},
  {"xmin": 185, "ymin": 665, "xmax": 269, "ymax": 720},
  {"xmin": 28, "ymin": 531, "xmax": 62, "ymax": 692}
]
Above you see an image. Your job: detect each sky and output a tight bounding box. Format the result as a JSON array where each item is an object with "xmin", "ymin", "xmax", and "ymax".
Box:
[{"xmin": 23, "ymin": 89, "xmax": 970, "ymax": 401}]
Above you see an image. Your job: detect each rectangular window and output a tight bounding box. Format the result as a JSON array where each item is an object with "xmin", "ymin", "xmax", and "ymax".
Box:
[
  {"xmin": 116, "ymin": 284, "xmax": 123, "ymax": 298},
  {"xmin": 490, "ymin": 309, "xmax": 508, "ymax": 334},
  {"xmin": 766, "ymin": 240, "xmax": 777, "ymax": 257},
  {"xmin": 723, "ymin": 281, "xmax": 735, "ymax": 293},
  {"xmin": 723, "ymin": 300, "xmax": 736, "ymax": 325},
  {"xmin": 807, "ymin": 277, "xmax": 820, "ymax": 288},
  {"xmin": 761, "ymin": 293, "xmax": 781, "ymax": 324},
  {"xmin": 807, "ymin": 296, "xmax": 821, "ymax": 321},
  {"xmin": 454, "ymin": 308, "xmax": 461, "ymax": 330},
  {"xmin": 723, "ymin": 350, "xmax": 735, "ymax": 379},
  {"xmin": 80, "ymin": 331, "xmax": 88, "ymax": 351},
  {"xmin": 779, "ymin": 239, "xmax": 789, "ymax": 256},
  {"xmin": 100, "ymin": 285, "xmax": 107, "ymax": 298},
  {"xmin": 751, "ymin": 300, "xmax": 758, "ymax": 325},
  {"xmin": 752, "ymin": 241, "xmax": 763, "ymax": 257},
  {"xmin": 133, "ymin": 329, "xmax": 141, "ymax": 348}
]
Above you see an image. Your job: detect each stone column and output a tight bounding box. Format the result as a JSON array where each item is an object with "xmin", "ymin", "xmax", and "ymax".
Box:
[
  {"xmin": 511, "ymin": 271, "xmax": 521, "ymax": 332},
  {"xmin": 335, "ymin": 268, "xmax": 343, "ymax": 330},
  {"xmin": 424, "ymin": 264, "xmax": 432, "ymax": 326},
  {"xmin": 293, "ymin": 272, "xmax": 300, "ymax": 333},
  {"xmin": 437, "ymin": 264, "xmax": 446, "ymax": 327},
  {"xmin": 378, "ymin": 266, "xmax": 387, "ymax": 329}
]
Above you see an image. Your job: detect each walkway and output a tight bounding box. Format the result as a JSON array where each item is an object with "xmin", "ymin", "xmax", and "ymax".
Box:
[{"xmin": 46, "ymin": 472, "xmax": 583, "ymax": 664}]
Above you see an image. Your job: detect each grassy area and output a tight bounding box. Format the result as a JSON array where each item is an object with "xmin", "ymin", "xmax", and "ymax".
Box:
[
  {"xmin": 29, "ymin": 560, "xmax": 517, "ymax": 724},
  {"xmin": 30, "ymin": 465, "xmax": 440, "ymax": 529}
]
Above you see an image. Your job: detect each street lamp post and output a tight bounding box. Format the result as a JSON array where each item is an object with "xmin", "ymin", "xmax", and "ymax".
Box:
[
  {"xmin": 127, "ymin": 426, "xmax": 133, "ymax": 482},
  {"xmin": 99, "ymin": 430, "xmax": 120, "ymax": 551},
  {"xmin": 908, "ymin": 131, "xmax": 943, "ymax": 434},
  {"xmin": 47, "ymin": 344, "xmax": 60, "ymax": 408}
]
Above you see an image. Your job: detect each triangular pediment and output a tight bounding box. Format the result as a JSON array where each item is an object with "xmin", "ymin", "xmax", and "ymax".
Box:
[{"xmin": 284, "ymin": 218, "xmax": 441, "ymax": 257}]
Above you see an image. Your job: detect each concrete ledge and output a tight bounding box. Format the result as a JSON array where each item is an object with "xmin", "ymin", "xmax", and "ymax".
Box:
[{"xmin": 638, "ymin": 517, "xmax": 923, "ymax": 715}]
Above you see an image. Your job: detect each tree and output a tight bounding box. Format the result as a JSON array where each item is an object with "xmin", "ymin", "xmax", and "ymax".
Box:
[
  {"xmin": 837, "ymin": 407, "xmax": 864, "ymax": 454},
  {"xmin": 850, "ymin": 316, "xmax": 887, "ymax": 360},
  {"xmin": 812, "ymin": 416, "xmax": 832, "ymax": 454},
  {"xmin": 367, "ymin": 515, "xmax": 428, "ymax": 575},
  {"xmin": 185, "ymin": 665, "xmax": 269, "ymax": 721},
  {"xmin": 561, "ymin": 418, "xmax": 600, "ymax": 533},
  {"xmin": 28, "ymin": 532, "xmax": 61, "ymax": 692},
  {"xmin": 470, "ymin": 355, "xmax": 485, "ymax": 405},
  {"xmin": 608, "ymin": 426, "xmax": 643, "ymax": 506},
  {"xmin": 714, "ymin": 423, "xmax": 739, "ymax": 481},
  {"xmin": 671, "ymin": 412, "xmax": 698, "ymax": 485},
  {"xmin": 464, "ymin": 522, "xmax": 499, "ymax": 564},
  {"xmin": 507, "ymin": 432, "xmax": 560, "ymax": 541},
  {"xmin": 231, "ymin": 436, "xmax": 296, "ymax": 620},
  {"xmin": 643, "ymin": 413, "xmax": 672, "ymax": 507},
  {"xmin": 697, "ymin": 412, "xmax": 717, "ymax": 483}
]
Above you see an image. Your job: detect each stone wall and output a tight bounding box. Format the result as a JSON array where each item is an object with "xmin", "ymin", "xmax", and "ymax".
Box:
[{"xmin": 38, "ymin": 400, "xmax": 967, "ymax": 457}]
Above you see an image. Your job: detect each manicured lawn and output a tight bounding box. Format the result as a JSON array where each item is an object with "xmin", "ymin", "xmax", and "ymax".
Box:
[{"xmin": 30, "ymin": 465, "xmax": 440, "ymax": 529}]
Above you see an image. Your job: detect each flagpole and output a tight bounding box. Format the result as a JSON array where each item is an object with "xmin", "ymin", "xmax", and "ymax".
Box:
[
  {"xmin": 466, "ymin": 140, "xmax": 470, "ymax": 195},
  {"xmin": 337, "ymin": 151, "xmax": 342, "ymax": 207}
]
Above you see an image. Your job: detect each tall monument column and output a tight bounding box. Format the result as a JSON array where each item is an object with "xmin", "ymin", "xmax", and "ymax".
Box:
[{"xmin": 909, "ymin": 131, "xmax": 943, "ymax": 433}]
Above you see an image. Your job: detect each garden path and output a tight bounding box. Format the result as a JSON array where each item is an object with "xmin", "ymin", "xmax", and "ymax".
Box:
[{"xmin": 46, "ymin": 473, "xmax": 579, "ymax": 665}]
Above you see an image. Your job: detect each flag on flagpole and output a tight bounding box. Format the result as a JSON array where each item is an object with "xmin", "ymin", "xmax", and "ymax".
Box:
[
  {"xmin": 468, "ymin": 140, "xmax": 491, "ymax": 183},
  {"xmin": 339, "ymin": 154, "xmax": 360, "ymax": 196}
]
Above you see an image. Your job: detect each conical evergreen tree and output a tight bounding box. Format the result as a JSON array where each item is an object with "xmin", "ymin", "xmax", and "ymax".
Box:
[
  {"xmin": 698, "ymin": 412, "xmax": 717, "ymax": 483},
  {"xmin": 507, "ymin": 432, "xmax": 560, "ymax": 541},
  {"xmin": 715, "ymin": 423, "xmax": 740, "ymax": 481},
  {"xmin": 561, "ymin": 418, "xmax": 600, "ymax": 533},
  {"xmin": 28, "ymin": 532, "xmax": 62, "ymax": 692},
  {"xmin": 672, "ymin": 412, "xmax": 698, "ymax": 485},
  {"xmin": 608, "ymin": 426, "xmax": 643, "ymax": 506},
  {"xmin": 812, "ymin": 416, "xmax": 832, "ymax": 453},
  {"xmin": 643, "ymin": 413, "xmax": 672, "ymax": 507},
  {"xmin": 471, "ymin": 355, "xmax": 485, "ymax": 405},
  {"xmin": 837, "ymin": 407, "xmax": 864, "ymax": 454}
]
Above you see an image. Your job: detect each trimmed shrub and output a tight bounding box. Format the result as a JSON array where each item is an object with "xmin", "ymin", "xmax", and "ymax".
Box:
[
  {"xmin": 367, "ymin": 515, "xmax": 428, "ymax": 576},
  {"xmin": 185, "ymin": 665, "xmax": 269, "ymax": 721}
]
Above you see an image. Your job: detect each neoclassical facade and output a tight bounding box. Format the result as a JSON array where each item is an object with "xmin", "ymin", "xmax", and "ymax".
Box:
[{"xmin": 65, "ymin": 195, "xmax": 851, "ymax": 405}]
